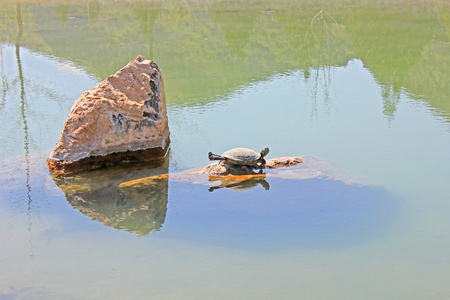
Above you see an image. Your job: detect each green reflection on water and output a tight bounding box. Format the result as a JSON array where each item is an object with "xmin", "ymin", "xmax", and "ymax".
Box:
[{"xmin": 1, "ymin": 0, "xmax": 448, "ymax": 120}]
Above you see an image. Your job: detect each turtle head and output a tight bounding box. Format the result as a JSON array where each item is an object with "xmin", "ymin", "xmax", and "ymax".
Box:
[{"xmin": 260, "ymin": 147, "xmax": 269, "ymax": 158}]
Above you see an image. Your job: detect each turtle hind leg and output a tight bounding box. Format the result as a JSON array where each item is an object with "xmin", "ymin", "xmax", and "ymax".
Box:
[{"xmin": 208, "ymin": 152, "xmax": 225, "ymax": 161}]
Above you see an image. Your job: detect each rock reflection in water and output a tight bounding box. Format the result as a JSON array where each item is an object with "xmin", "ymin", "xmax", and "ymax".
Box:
[{"xmin": 52, "ymin": 158, "xmax": 169, "ymax": 236}]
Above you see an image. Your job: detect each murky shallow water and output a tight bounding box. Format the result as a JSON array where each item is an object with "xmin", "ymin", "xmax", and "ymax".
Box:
[{"xmin": 1, "ymin": 1, "xmax": 450, "ymax": 299}]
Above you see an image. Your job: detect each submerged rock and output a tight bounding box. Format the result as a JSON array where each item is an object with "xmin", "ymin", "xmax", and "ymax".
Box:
[
  {"xmin": 47, "ymin": 55, "xmax": 170, "ymax": 175},
  {"xmin": 117, "ymin": 155, "xmax": 375, "ymax": 192},
  {"xmin": 119, "ymin": 156, "xmax": 304, "ymax": 192}
]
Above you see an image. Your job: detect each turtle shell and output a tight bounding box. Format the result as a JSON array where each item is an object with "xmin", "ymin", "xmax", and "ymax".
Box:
[{"xmin": 221, "ymin": 148, "xmax": 261, "ymax": 165}]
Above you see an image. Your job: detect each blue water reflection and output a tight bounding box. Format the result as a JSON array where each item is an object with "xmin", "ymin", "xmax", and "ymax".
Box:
[{"xmin": 165, "ymin": 177, "xmax": 399, "ymax": 251}]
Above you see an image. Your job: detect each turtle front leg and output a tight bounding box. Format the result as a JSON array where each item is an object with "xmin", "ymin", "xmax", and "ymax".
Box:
[{"xmin": 256, "ymin": 159, "xmax": 266, "ymax": 169}]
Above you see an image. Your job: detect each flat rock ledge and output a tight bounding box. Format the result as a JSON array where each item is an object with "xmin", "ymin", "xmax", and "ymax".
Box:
[
  {"xmin": 47, "ymin": 55, "xmax": 170, "ymax": 175},
  {"xmin": 199, "ymin": 157, "xmax": 303, "ymax": 176}
]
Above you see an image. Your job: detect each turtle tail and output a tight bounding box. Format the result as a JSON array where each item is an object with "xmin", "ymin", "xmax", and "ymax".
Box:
[{"xmin": 208, "ymin": 152, "xmax": 225, "ymax": 161}]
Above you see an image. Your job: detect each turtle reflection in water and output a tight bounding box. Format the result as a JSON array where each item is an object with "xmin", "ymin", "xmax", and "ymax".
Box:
[{"xmin": 208, "ymin": 174, "xmax": 270, "ymax": 192}]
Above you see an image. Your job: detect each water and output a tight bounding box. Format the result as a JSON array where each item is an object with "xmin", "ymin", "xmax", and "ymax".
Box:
[{"xmin": 1, "ymin": 1, "xmax": 449, "ymax": 299}]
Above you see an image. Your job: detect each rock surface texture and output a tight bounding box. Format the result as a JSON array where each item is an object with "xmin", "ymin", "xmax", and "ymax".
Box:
[{"xmin": 48, "ymin": 56, "xmax": 170, "ymax": 175}]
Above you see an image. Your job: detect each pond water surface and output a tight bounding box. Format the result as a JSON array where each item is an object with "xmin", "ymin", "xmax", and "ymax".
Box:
[{"xmin": 1, "ymin": 1, "xmax": 450, "ymax": 299}]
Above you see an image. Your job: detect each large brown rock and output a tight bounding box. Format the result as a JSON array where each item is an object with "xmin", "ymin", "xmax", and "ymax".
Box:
[{"xmin": 47, "ymin": 56, "xmax": 170, "ymax": 175}]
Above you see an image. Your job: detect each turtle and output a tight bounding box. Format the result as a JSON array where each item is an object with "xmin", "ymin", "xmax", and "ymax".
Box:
[{"xmin": 208, "ymin": 147, "xmax": 269, "ymax": 167}]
